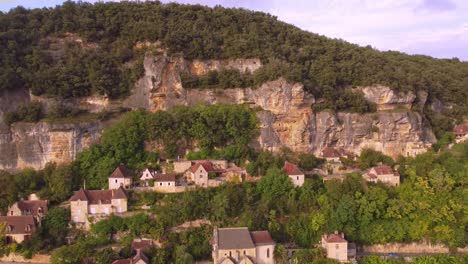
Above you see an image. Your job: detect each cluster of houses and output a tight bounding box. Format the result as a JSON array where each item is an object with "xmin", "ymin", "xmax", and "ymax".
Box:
[
  {"xmin": 0, "ymin": 152, "xmax": 405, "ymax": 263},
  {"xmin": 0, "ymin": 194, "xmax": 48, "ymax": 244}
]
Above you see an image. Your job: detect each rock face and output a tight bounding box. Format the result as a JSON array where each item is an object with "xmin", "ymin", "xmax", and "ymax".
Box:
[
  {"xmin": 0, "ymin": 121, "xmax": 101, "ymax": 171},
  {"xmin": 0, "ymin": 54, "xmax": 437, "ymax": 171},
  {"xmin": 123, "ymin": 54, "xmax": 436, "ymax": 159},
  {"xmin": 359, "ymin": 86, "xmax": 417, "ymax": 111}
]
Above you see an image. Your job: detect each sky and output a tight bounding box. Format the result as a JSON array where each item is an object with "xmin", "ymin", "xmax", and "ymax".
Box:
[{"xmin": 1, "ymin": 0, "xmax": 467, "ymax": 61}]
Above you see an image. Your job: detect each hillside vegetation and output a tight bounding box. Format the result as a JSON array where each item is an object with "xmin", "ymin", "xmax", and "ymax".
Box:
[{"xmin": 0, "ymin": 1, "xmax": 467, "ymax": 123}]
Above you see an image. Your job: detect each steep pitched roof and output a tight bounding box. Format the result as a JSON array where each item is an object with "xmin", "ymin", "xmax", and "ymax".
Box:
[
  {"xmin": 217, "ymin": 227, "xmax": 255, "ymax": 250},
  {"xmin": 110, "ymin": 164, "xmax": 132, "ymax": 178},
  {"xmin": 131, "ymin": 239, "xmax": 154, "ymax": 251},
  {"xmin": 0, "ymin": 216, "xmax": 36, "ymax": 234},
  {"xmin": 323, "ymin": 233, "xmax": 347, "ymax": 243},
  {"xmin": 283, "ymin": 161, "xmax": 303, "ymax": 176},
  {"xmin": 15, "ymin": 200, "xmax": 48, "ymax": 216},
  {"xmin": 154, "ymin": 173, "xmax": 176, "ymax": 182},
  {"xmin": 70, "ymin": 187, "xmax": 127, "ymax": 204},
  {"xmin": 250, "ymin": 230, "xmax": 275, "ymax": 245},
  {"xmin": 454, "ymin": 124, "xmax": 468, "ymax": 135},
  {"xmin": 321, "ymin": 147, "xmax": 342, "ymax": 158},
  {"xmin": 190, "ymin": 161, "xmax": 215, "ymax": 173},
  {"xmin": 373, "ymin": 165, "xmax": 394, "ymax": 175}
]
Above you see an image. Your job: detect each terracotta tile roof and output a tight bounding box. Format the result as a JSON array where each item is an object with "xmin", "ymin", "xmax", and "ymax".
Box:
[
  {"xmin": 70, "ymin": 187, "xmax": 127, "ymax": 204},
  {"xmin": 217, "ymin": 227, "xmax": 255, "ymax": 250},
  {"xmin": 250, "ymin": 230, "xmax": 275, "ymax": 245},
  {"xmin": 110, "ymin": 164, "xmax": 132, "ymax": 178},
  {"xmin": 321, "ymin": 147, "xmax": 342, "ymax": 158},
  {"xmin": 373, "ymin": 165, "xmax": 394, "ymax": 175},
  {"xmin": 323, "ymin": 233, "xmax": 347, "ymax": 243},
  {"xmin": 131, "ymin": 239, "xmax": 153, "ymax": 251},
  {"xmin": 454, "ymin": 124, "xmax": 468, "ymax": 135},
  {"xmin": 15, "ymin": 200, "xmax": 48, "ymax": 216},
  {"xmin": 0, "ymin": 216, "xmax": 36, "ymax": 235},
  {"xmin": 190, "ymin": 161, "xmax": 216, "ymax": 173},
  {"xmin": 367, "ymin": 173, "xmax": 377, "ymax": 179},
  {"xmin": 283, "ymin": 161, "xmax": 303, "ymax": 175},
  {"xmin": 112, "ymin": 251, "xmax": 149, "ymax": 264},
  {"xmin": 154, "ymin": 173, "xmax": 176, "ymax": 182}
]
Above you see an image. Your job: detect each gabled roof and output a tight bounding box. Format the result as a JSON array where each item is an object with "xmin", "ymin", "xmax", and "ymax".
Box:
[
  {"xmin": 283, "ymin": 161, "xmax": 303, "ymax": 176},
  {"xmin": 110, "ymin": 164, "xmax": 132, "ymax": 178},
  {"xmin": 454, "ymin": 124, "xmax": 468, "ymax": 134},
  {"xmin": 372, "ymin": 165, "xmax": 394, "ymax": 175},
  {"xmin": 321, "ymin": 147, "xmax": 342, "ymax": 158},
  {"xmin": 70, "ymin": 187, "xmax": 128, "ymax": 204},
  {"xmin": 323, "ymin": 233, "xmax": 347, "ymax": 243},
  {"xmin": 250, "ymin": 230, "xmax": 275, "ymax": 245},
  {"xmin": 217, "ymin": 227, "xmax": 255, "ymax": 250},
  {"xmin": 0, "ymin": 216, "xmax": 36, "ymax": 234},
  {"xmin": 14, "ymin": 200, "xmax": 48, "ymax": 216},
  {"xmin": 154, "ymin": 173, "xmax": 176, "ymax": 182},
  {"xmin": 190, "ymin": 161, "xmax": 215, "ymax": 173},
  {"xmin": 131, "ymin": 239, "xmax": 153, "ymax": 251}
]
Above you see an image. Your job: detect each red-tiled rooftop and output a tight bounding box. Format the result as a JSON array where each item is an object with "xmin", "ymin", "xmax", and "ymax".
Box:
[
  {"xmin": 154, "ymin": 173, "xmax": 176, "ymax": 182},
  {"xmin": 250, "ymin": 230, "xmax": 275, "ymax": 245},
  {"xmin": 283, "ymin": 161, "xmax": 303, "ymax": 175},
  {"xmin": 323, "ymin": 233, "xmax": 347, "ymax": 243},
  {"xmin": 131, "ymin": 239, "xmax": 154, "ymax": 251},
  {"xmin": 15, "ymin": 200, "xmax": 48, "ymax": 216},
  {"xmin": 0, "ymin": 216, "xmax": 36, "ymax": 234},
  {"xmin": 70, "ymin": 187, "xmax": 127, "ymax": 204},
  {"xmin": 110, "ymin": 164, "xmax": 132, "ymax": 178},
  {"xmin": 373, "ymin": 165, "xmax": 394, "ymax": 175},
  {"xmin": 190, "ymin": 161, "xmax": 224, "ymax": 173},
  {"xmin": 321, "ymin": 147, "xmax": 342, "ymax": 158},
  {"xmin": 454, "ymin": 124, "xmax": 468, "ymax": 135}
]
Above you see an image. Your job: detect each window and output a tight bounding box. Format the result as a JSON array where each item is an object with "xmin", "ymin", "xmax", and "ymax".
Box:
[
  {"xmin": 229, "ymin": 251, "xmax": 232, "ymax": 257},
  {"xmin": 243, "ymin": 250, "xmax": 246, "ymax": 255},
  {"xmin": 297, "ymin": 176, "xmax": 299, "ymax": 180},
  {"xmin": 115, "ymin": 179, "xmax": 118, "ymax": 183},
  {"xmin": 267, "ymin": 248, "xmax": 270, "ymax": 258},
  {"xmin": 199, "ymin": 174, "xmax": 203, "ymax": 179},
  {"xmin": 335, "ymin": 244, "xmax": 339, "ymax": 249},
  {"xmin": 168, "ymin": 182, "xmax": 171, "ymax": 186},
  {"xmin": 160, "ymin": 182, "xmax": 163, "ymax": 186}
]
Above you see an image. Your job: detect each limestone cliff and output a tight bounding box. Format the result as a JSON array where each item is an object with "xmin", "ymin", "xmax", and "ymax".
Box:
[
  {"xmin": 123, "ymin": 54, "xmax": 436, "ymax": 159},
  {"xmin": 0, "ymin": 54, "xmax": 437, "ymax": 171},
  {"xmin": 0, "ymin": 121, "xmax": 101, "ymax": 171}
]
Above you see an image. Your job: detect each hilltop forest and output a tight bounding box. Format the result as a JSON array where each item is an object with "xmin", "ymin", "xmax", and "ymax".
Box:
[{"xmin": 0, "ymin": 1, "xmax": 467, "ymax": 133}]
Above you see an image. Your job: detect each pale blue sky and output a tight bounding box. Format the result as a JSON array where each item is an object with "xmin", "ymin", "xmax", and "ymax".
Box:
[{"xmin": 1, "ymin": 0, "xmax": 467, "ymax": 61}]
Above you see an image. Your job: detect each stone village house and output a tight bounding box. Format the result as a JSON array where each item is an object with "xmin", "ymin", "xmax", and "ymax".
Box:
[
  {"xmin": 454, "ymin": 124, "xmax": 468, "ymax": 143},
  {"xmin": 153, "ymin": 173, "xmax": 177, "ymax": 192},
  {"xmin": 0, "ymin": 215, "xmax": 37, "ymax": 244},
  {"xmin": 283, "ymin": 161, "xmax": 305, "ymax": 187},
  {"xmin": 70, "ymin": 187, "xmax": 128, "ymax": 229},
  {"xmin": 212, "ymin": 227, "xmax": 275, "ymax": 264},
  {"xmin": 109, "ymin": 164, "xmax": 133, "ymax": 190},
  {"xmin": 321, "ymin": 232, "xmax": 356, "ymax": 263},
  {"xmin": 363, "ymin": 165, "xmax": 400, "ymax": 186},
  {"xmin": 139, "ymin": 168, "xmax": 157, "ymax": 187},
  {"xmin": 8, "ymin": 199, "xmax": 48, "ymax": 223}
]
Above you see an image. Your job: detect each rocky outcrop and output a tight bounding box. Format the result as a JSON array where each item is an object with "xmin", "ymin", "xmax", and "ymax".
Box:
[
  {"xmin": 0, "ymin": 121, "xmax": 101, "ymax": 171},
  {"xmin": 359, "ymin": 85, "xmax": 417, "ymax": 110},
  {"xmin": 0, "ymin": 54, "xmax": 437, "ymax": 171},
  {"xmin": 124, "ymin": 54, "xmax": 436, "ymax": 159},
  {"xmin": 311, "ymin": 111, "xmax": 435, "ymax": 158}
]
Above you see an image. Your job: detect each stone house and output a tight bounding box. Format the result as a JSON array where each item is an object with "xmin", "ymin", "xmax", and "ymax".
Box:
[
  {"xmin": 70, "ymin": 187, "xmax": 128, "ymax": 229},
  {"xmin": 321, "ymin": 147, "xmax": 343, "ymax": 163},
  {"xmin": 454, "ymin": 124, "xmax": 468, "ymax": 143},
  {"xmin": 174, "ymin": 159, "xmax": 228, "ymax": 174},
  {"xmin": 223, "ymin": 164, "xmax": 247, "ymax": 183},
  {"xmin": 109, "ymin": 164, "xmax": 133, "ymax": 190},
  {"xmin": 8, "ymin": 200, "xmax": 48, "ymax": 222},
  {"xmin": 154, "ymin": 173, "xmax": 177, "ymax": 192},
  {"xmin": 283, "ymin": 161, "xmax": 305, "ymax": 187},
  {"xmin": 0, "ymin": 216, "xmax": 37, "ymax": 244},
  {"xmin": 189, "ymin": 161, "xmax": 225, "ymax": 187},
  {"xmin": 140, "ymin": 168, "xmax": 157, "ymax": 187},
  {"xmin": 363, "ymin": 165, "xmax": 400, "ymax": 186},
  {"xmin": 212, "ymin": 227, "xmax": 275, "ymax": 264},
  {"xmin": 321, "ymin": 231, "xmax": 355, "ymax": 263}
]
